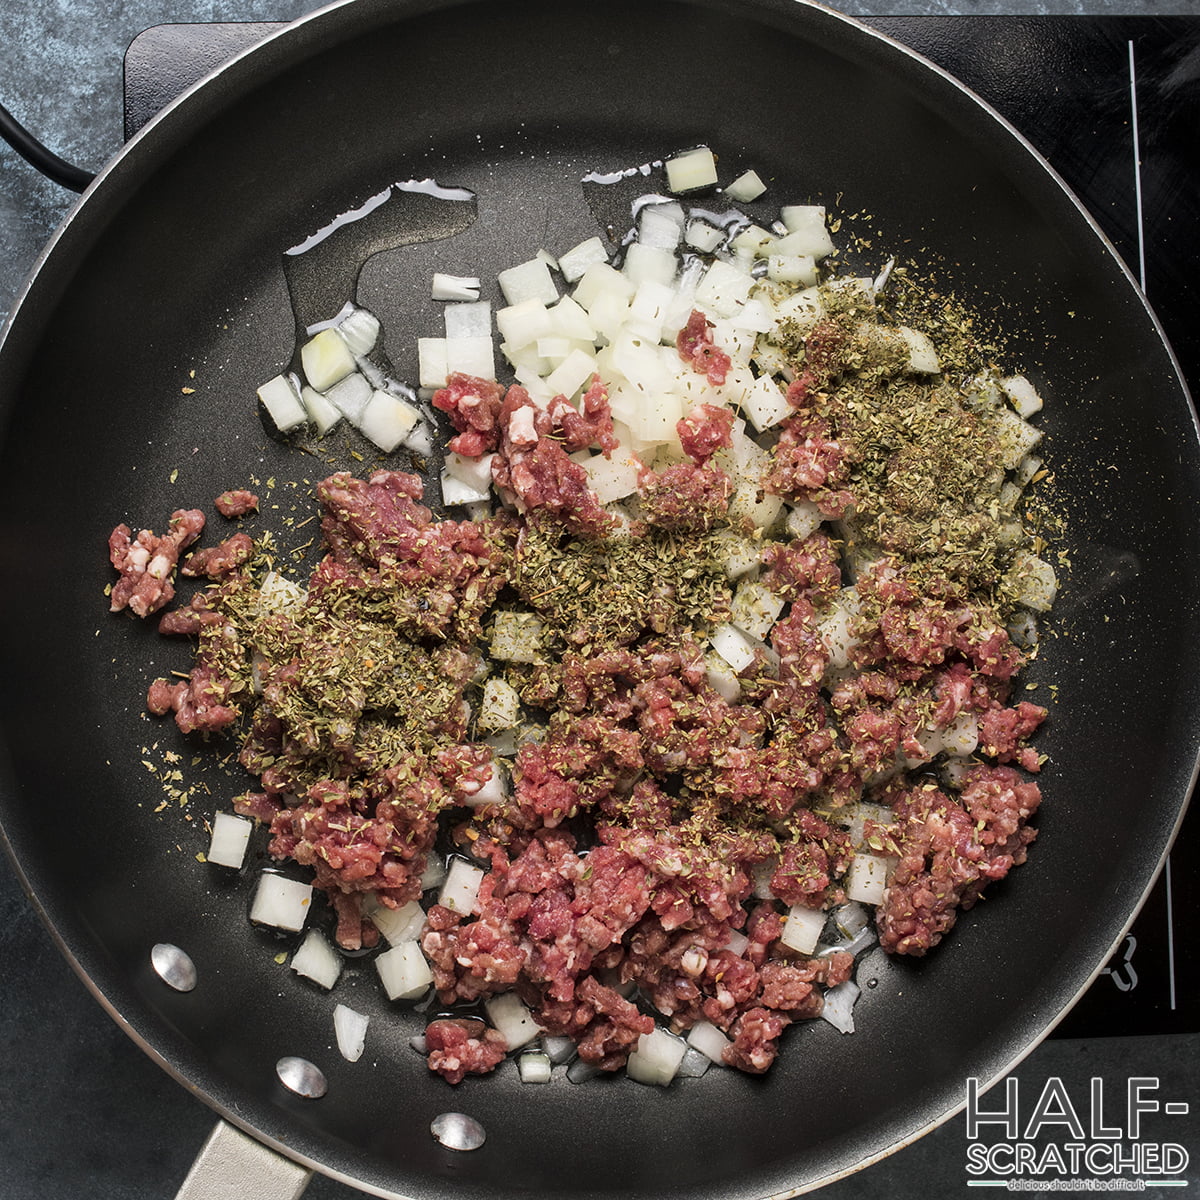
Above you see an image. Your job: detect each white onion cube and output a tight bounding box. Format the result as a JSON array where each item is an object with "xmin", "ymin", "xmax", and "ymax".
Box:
[
  {"xmin": 491, "ymin": 611, "xmax": 544, "ymax": 663},
  {"xmin": 256, "ymin": 374, "xmax": 307, "ymax": 434},
  {"xmin": 686, "ymin": 1020, "xmax": 732, "ymax": 1064},
  {"xmin": 545, "ymin": 348, "xmax": 598, "ymax": 399},
  {"xmin": 368, "ymin": 897, "xmax": 426, "ymax": 945},
  {"xmin": 518, "ymin": 1051, "xmax": 553, "ymax": 1084},
  {"xmin": 432, "ymin": 272, "xmax": 481, "ymax": 301},
  {"xmin": 845, "ymin": 853, "xmax": 895, "ymax": 906},
  {"xmin": 360, "ymin": 391, "xmax": 420, "ymax": 452},
  {"xmin": 778, "ymin": 205, "xmax": 835, "ymax": 260},
  {"xmin": 898, "ymin": 326, "xmax": 941, "ymax": 374},
  {"xmin": 710, "ymin": 622, "xmax": 758, "ymax": 674},
  {"xmin": 300, "ymin": 385, "xmax": 342, "ymax": 437},
  {"xmin": 557, "ymin": 236, "xmax": 610, "ymax": 282},
  {"xmin": 207, "ymin": 812, "xmax": 251, "ymax": 869},
  {"xmin": 334, "ymin": 1004, "xmax": 369, "ymax": 1062},
  {"xmin": 478, "ymin": 677, "xmax": 521, "ymax": 732},
  {"xmin": 781, "ymin": 903, "xmax": 826, "ymax": 955},
  {"xmin": 821, "ymin": 981, "xmax": 861, "ymax": 1035},
  {"xmin": 498, "ymin": 258, "xmax": 559, "ymax": 306},
  {"xmin": 417, "ymin": 337, "xmax": 449, "ymax": 389},
  {"xmin": 484, "ymin": 991, "xmax": 542, "ymax": 1050},
  {"xmin": 623, "ymin": 242, "xmax": 678, "ymax": 288},
  {"xmin": 325, "ymin": 372, "xmax": 373, "ymax": 427},
  {"xmin": 444, "ymin": 300, "xmax": 491, "ymax": 339},
  {"xmin": 695, "ymin": 259, "xmax": 755, "ymax": 317},
  {"xmin": 441, "ymin": 471, "xmax": 491, "ymax": 507},
  {"xmin": 665, "ymin": 146, "xmax": 718, "ymax": 194},
  {"xmin": 290, "ymin": 928, "xmax": 342, "ymax": 989},
  {"xmin": 445, "ymin": 335, "xmax": 495, "ymax": 380},
  {"xmin": 376, "ymin": 941, "xmax": 433, "ymax": 1001},
  {"xmin": 724, "ymin": 169, "xmax": 767, "ymax": 202},
  {"xmin": 335, "ymin": 307, "xmax": 381, "ymax": 356},
  {"xmin": 250, "ymin": 873, "xmax": 312, "ymax": 932},
  {"xmin": 685, "ymin": 219, "xmax": 725, "ymax": 253},
  {"xmin": 740, "ymin": 374, "xmax": 791, "ymax": 431},
  {"xmin": 731, "ymin": 580, "xmax": 786, "ymax": 641},
  {"xmin": 496, "ymin": 299, "xmax": 553, "ymax": 351},
  {"xmin": 438, "ymin": 858, "xmax": 485, "ymax": 916},
  {"xmin": 627, "ymin": 1027, "xmax": 687, "ymax": 1086},
  {"xmin": 300, "ymin": 327, "xmax": 357, "ymax": 391},
  {"xmin": 1002, "ymin": 374, "xmax": 1043, "ymax": 417}
]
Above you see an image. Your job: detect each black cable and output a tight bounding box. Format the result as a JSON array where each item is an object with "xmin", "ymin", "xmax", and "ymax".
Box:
[{"xmin": 0, "ymin": 98, "xmax": 95, "ymax": 193}]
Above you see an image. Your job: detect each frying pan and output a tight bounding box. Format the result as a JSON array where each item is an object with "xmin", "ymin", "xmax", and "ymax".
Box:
[{"xmin": 0, "ymin": 0, "xmax": 1196, "ymax": 1196}]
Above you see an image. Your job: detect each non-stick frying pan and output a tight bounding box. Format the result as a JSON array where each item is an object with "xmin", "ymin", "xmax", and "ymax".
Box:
[{"xmin": 1, "ymin": 1, "xmax": 1196, "ymax": 1196}]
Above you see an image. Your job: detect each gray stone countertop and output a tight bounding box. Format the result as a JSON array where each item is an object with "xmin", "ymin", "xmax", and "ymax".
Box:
[{"xmin": 0, "ymin": 2, "xmax": 1196, "ymax": 1198}]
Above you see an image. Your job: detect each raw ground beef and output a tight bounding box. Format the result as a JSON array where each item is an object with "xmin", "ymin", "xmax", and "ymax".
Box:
[{"xmin": 110, "ymin": 339, "xmax": 1049, "ymax": 1087}]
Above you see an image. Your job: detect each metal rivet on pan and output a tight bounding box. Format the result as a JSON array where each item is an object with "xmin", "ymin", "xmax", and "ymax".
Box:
[
  {"xmin": 431, "ymin": 1112, "xmax": 486, "ymax": 1152},
  {"xmin": 150, "ymin": 942, "xmax": 197, "ymax": 992},
  {"xmin": 276, "ymin": 1056, "xmax": 327, "ymax": 1099}
]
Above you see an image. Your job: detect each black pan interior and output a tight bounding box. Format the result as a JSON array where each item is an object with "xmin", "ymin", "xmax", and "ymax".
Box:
[{"xmin": 0, "ymin": 1, "xmax": 1197, "ymax": 1197}]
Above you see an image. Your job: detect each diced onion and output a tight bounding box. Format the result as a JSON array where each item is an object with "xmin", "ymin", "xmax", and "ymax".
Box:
[
  {"xmin": 250, "ymin": 873, "xmax": 312, "ymax": 932},
  {"xmin": 301, "ymin": 327, "xmax": 357, "ymax": 392},
  {"xmin": 359, "ymin": 390, "xmax": 419, "ymax": 452},
  {"xmin": 290, "ymin": 928, "xmax": 342, "ymax": 989},
  {"xmin": 686, "ymin": 1020, "xmax": 732, "ymax": 1065},
  {"xmin": 484, "ymin": 991, "xmax": 542, "ymax": 1050},
  {"xmin": 518, "ymin": 1051, "xmax": 552, "ymax": 1084},
  {"xmin": 498, "ymin": 258, "xmax": 559, "ymax": 306},
  {"xmin": 207, "ymin": 811, "xmax": 251, "ymax": 869},
  {"xmin": 300, "ymin": 385, "xmax": 342, "ymax": 437},
  {"xmin": 844, "ymin": 853, "xmax": 896, "ymax": 906},
  {"xmin": 491, "ymin": 611, "xmax": 544, "ymax": 663},
  {"xmin": 325, "ymin": 372, "xmax": 373, "ymax": 427},
  {"xmin": 1002, "ymin": 373, "xmax": 1043, "ymax": 417},
  {"xmin": 432, "ymin": 273, "xmax": 481, "ymax": 302},
  {"xmin": 676, "ymin": 1047, "xmax": 712, "ymax": 1078},
  {"xmin": 375, "ymin": 941, "xmax": 433, "ymax": 1001},
  {"xmin": 821, "ymin": 981, "xmax": 861, "ymax": 1034},
  {"xmin": 478, "ymin": 677, "xmax": 521, "ymax": 732},
  {"xmin": 256, "ymin": 374, "xmax": 307, "ymax": 434},
  {"xmin": 557, "ymin": 236, "xmax": 610, "ymax": 283},
  {"xmin": 367, "ymin": 897, "xmax": 426, "ymax": 945},
  {"xmin": 438, "ymin": 857, "xmax": 485, "ymax": 915},
  {"xmin": 664, "ymin": 146, "xmax": 718, "ymax": 194},
  {"xmin": 627, "ymin": 1027, "xmax": 687, "ymax": 1086},
  {"xmin": 724, "ymin": 169, "xmax": 766, "ymax": 202},
  {"xmin": 335, "ymin": 307, "xmax": 381, "ymax": 356},
  {"xmin": 781, "ymin": 903, "xmax": 826, "ymax": 955},
  {"xmin": 334, "ymin": 1003, "xmax": 369, "ymax": 1062}
]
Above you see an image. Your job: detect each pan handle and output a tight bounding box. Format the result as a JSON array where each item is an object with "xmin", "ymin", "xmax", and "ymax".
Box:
[{"xmin": 174, "ymin": 1120, "xmax": 312, "ymax": 1200}]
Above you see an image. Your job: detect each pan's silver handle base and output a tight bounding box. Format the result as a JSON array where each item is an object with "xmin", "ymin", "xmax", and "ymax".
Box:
[{"xmin": 175, "ymin": 1120, "xmax": 312, "ymax": 1200}]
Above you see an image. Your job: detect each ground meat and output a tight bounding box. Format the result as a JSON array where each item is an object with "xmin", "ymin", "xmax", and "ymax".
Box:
[
  {"xmin": 425, "ymin": 1018, "xmax": 509, "ymax": 1085},
  {"xmin": 676, "ymin": 309, "xmax": 732, "ymax": 386},
  {"xmin": 876, "ymin": 772, "xmax": 1040, "ymax": 956},
  {"xmin": 145, "ymin": 661, "xmax": 239, "ymax": 734},
  {"xmin": 109, "ymin": 508, "xmax": 205, "ymax": 617},
  {"xmin": 547, "ymin": 374, "xmax": 619, "ymax": 455},
  {"xmin": 432, "ymin": 373, "xmax": 508, "ymax": 457},
  {"xmin": 677, "ymin": 403, "xmax": 734, "ymax": 463},
  {"xmin": 182, "ymin": 532, "xmax": 254, "ymax": 579},
  {"xmin": 638, "ymin": 461, "xmax": 732, "ymax": 532},
  {"xmin": 766, "ymin": 414, "xmax": 852, "ymax": 517},
  {"xmin": 214, "ymin": 489, "xmax": 258, "ymax": 518}
]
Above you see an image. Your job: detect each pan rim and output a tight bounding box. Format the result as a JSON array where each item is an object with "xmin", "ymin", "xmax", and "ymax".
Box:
[{"xmin": 0, "ymin": 1, "xmax": 1196, "ymax": 1196}]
